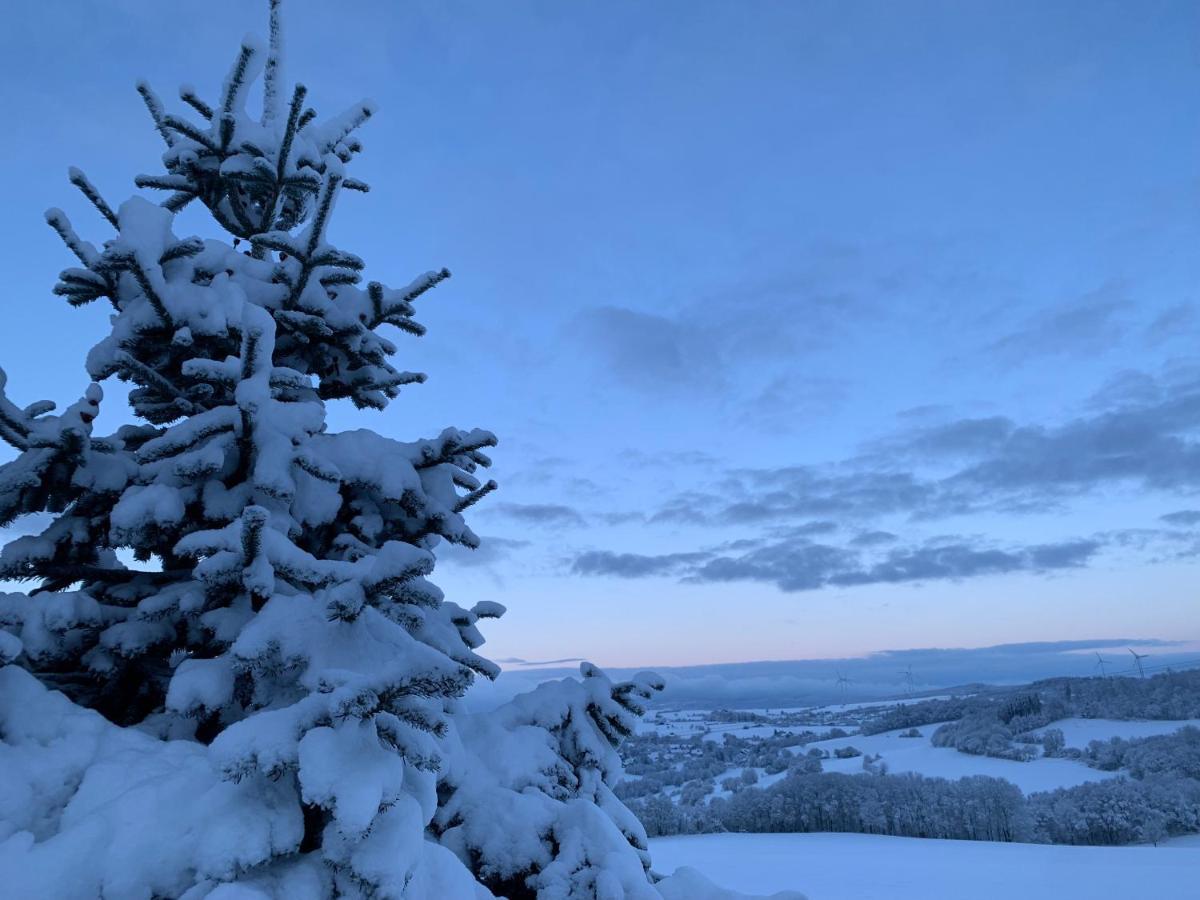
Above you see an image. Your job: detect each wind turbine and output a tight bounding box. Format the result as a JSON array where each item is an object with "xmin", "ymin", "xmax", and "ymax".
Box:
[
  {"xmin": 899, "ymin": 664, "xmax": 915, "ymax": 697},
  {"xmin": 1128, "ymin": 648, "xmax": 1149, "ymax": 679},
  {"xmin": 1094, "ymin": 652, "xmax": 1110, "ymax": 678}
]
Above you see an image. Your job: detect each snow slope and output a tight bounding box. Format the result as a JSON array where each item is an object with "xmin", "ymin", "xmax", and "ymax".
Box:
[
  {"xmin": 804, "ymin": 726, "xmax": 1115, "ymax": 793},
  {"xmin": 804, "ymin": 696, "xmax": 955, "ymax": 715},
  {"xmin": 1033, "ymin": 717, "xmax": 1200, "ymax": 746},
  {"xmin": 700, "ymin": 724, "xmax": 815, "ymax": 742},
  {"xmin": 650, "ymin": 832, "xmax": 1198, "ymax": 900}
]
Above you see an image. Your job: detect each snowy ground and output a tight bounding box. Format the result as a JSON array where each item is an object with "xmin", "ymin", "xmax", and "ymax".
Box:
[
  {"xmin": 631, "ymin": 707, "xmax": 1200, "ymax": 801},
  {"xmin": 650, "ymin": 833, "xmax": 1199, "ymax": 900},
  {"xmin": 638, "ymin": 716, "xmax": 828, "ymax": 741},
  {"xmin": 1032, "ymin": 717, "xmax": 1200, "ymax": 745},
  {"xmin": 700, "ymin": 723, "xmax": 817, "ymax": 742},
  {"xmin": 707, "ymin": 766, "xmax": 792, "ymax": 801},
  {"xmin": 638, "ymin": 711, "xmax": 720, "ymax": 737},
  {"xmin": 802, "ymin": 724, "xmax": 1117, "ymax": 793},
  {"xmin": 636, "ymin": 696, "xmax": 936, "ymax": 738},
  {"xmin": 801, "ymin": 695, "xmax": 956, "ymax": 715}
]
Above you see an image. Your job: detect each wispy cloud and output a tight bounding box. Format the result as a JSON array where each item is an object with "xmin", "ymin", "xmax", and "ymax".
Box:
[
  {"xmin": 438, "ymin": 536, "xmax": 530, "ymax": 568},
  {"xmin": 850, "ymin": 530, "xmax": 898, "ymax": 547},
  {"xmin": 646, "ymin": 364, "xmax": 1200, "ymax": 528},
  {"xmin": 569, "ymin": 533, "xmax": 1107, "ymax": 593},
  {"xmin": 984, "ymin": 280, "xmax": 1130, "ymax": 364},
  {"xmin": 692, "ymin": 535, "xmax": 1100, "ymax": 592},
  {"xmin": 1161, "ymin": 509, "xmax": 1200, "ymax": 527},
  {"xmin": 571, "ymin": 549, "xmax": 712, "ymax": 578},
  {"xmin": 563, "ymin": 366, "xmax": 1200, "ymax": 593},
  {"xmin": 569, "ymin": 256, "xmax": 880, "ymax": 405},
  {"xmin": 488, "ymin": 502, "xmax": 587, "ymax": 527},
  {"xmin": 1144, "ymin": 303, "xmax": 1199, "ymax": 347}
]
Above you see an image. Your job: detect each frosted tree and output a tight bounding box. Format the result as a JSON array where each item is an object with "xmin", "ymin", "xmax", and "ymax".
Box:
[
  {"xmin": 0, "ymin": 0, "xmax": 500, "ymax": 891},
  {"xmin": 0, "ymin": 4, "xmax": 730, "ymax": 900},
  {"xmin": 440, "ymin": 664, "xmax": 666, "ymax": 898}
]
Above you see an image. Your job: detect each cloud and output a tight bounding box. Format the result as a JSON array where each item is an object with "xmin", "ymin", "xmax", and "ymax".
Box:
[
  {"xmin": 618, "ymin": 449, "xmax": 722, "ymax": 469},
  {"xmin": 572, "ymin": 306, "xmax": 720, "ymax": 391},
  {"xmin": 740, "ymin": 373, "xmax": 850, "ymax": 431},
  {"xmin": 828, "ymin": 539, "xmax": 1100, "ymax": 588},
  {"xmin": 687, "ymin": 536, "xmax": 1099, "ymax": 593},
  {"xmin": 571, "ymin": 549, "xmax": 713, "ymax": 578},
  {"xmin": 850, "ymin": 530, "xmax": 897, "ymax": 547},
  {"xmin": 595, "ymin": 511, "xmax": 648, "ymax": 525},
  {"xmin": 570, "ymin": 531, "xmax": 1103, "ymax": 593},
  {"xmin": 658, "ymin": 467, "xmax": 935, "ymax": 525},
  {"xmin": 1160, "ymin": 509, "xmax": 1200, "ymax": 527},
  {"xmin": 489, "ymin": 502, "xmax": 586, "ymax": 527},
  {"xmin": 690, "ymin": 541, "xmax": 855, "ymax": 592},
  {"xmin": 1145, "ymin": 303, "xmax": 1199, "ymax": 347},
  {"xmin": 772, "ymin": 521, "xmax": 840, "ymax": 538},
  {"xmin": 569, "ymin": 258, "xmax": 877, "ymax": 402},
  {"xmin": 898, "ymin": 416, "xmax": 1014, "ymax": 458},
  {"xmin": 645, "ymin": 364, "xmax": 1200, "ymax": 528},
  {"xmin": 1027, "ymin": 540, "xmax": 1102, "ymax": 568},
  {"xmin": 985, "ymin": 280, "xmax": 1130, "ymax": 364},
  {"xmin": 1084, "ymin": 369, "xmax": 1163, "ymax": 411},
  {"xmin": 561, "ymin": 366, "xmax": 1200, "ymax": 596},
  {"xmin": 437, "ymin": 536, "xmax": 530, "ymax": 568}
]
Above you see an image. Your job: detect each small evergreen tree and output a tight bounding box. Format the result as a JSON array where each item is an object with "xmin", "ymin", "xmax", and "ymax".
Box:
[{"xmin": 0, "ymin": 4, "xmax": 672, "ymax": 898}]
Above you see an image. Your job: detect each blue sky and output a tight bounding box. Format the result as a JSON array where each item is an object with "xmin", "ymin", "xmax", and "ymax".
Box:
[{"xmin": 2, "ymin": 1, "xmax": 1199, "ymax": 669}]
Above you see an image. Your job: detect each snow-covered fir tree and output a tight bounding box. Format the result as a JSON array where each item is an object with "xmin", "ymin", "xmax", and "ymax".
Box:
[{"xmin": 0, "ymin": 4, "xmax": 786, "ymax": 899}]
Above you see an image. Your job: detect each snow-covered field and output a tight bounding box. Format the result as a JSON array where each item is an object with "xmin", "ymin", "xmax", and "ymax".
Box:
[
  {"xmin": 638, "ymin": 712, "xmax": 718, "ymax": 737},
  {"xmin": 804, "ymin": 725, "xmax": 1117, "ymax": 793},
  {"xmin": 639, "ymin": 716, "xmax": 821, "ymax": 741},
  {"xmin": 637, "ymin": 695, "xmax": 942, "ymax": 738},
  {"xmin": 633, "ymin": 705, "xmax": 1200, "ymax": 800},
  {"xmin": 701, "ymin": 723, "xmax": 816, "ymax": 742},
  {"xmin": 803, "ymin": 696, "xmax": 956, "ymax": 715},
  {"xmin": 650, "ymin": 833, "xmax": 1199, "ymax": 900},
  {"xmin": 1033, "ymin": 717, "xmax": 1200, "ymax": 745}
]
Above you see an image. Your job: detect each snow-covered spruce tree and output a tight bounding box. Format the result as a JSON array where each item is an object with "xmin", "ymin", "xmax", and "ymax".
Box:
[
  {"xmin": 0, "ymin": 4, "xmax": 675, "ymax": 899},
  {"xmin": 440, "ymin": 664, "xmax": 666, "ymax": 898}
]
